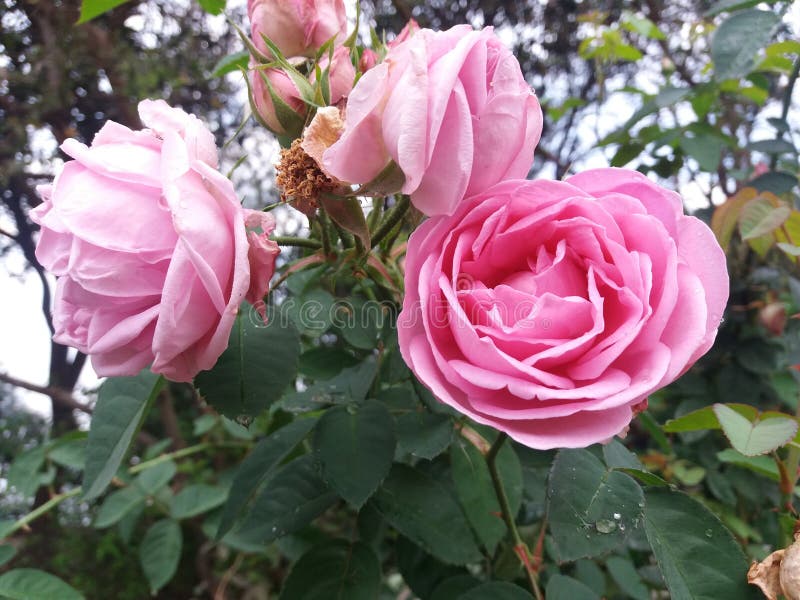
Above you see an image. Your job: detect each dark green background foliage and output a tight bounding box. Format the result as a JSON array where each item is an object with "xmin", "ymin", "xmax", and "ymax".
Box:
[{"xmin": 2, "ymin": 0, "xmax": 800, "ymax": 598}]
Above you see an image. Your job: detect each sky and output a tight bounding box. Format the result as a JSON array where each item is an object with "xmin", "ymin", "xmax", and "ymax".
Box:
[{"xmin": 1, "ymin": 0, "xmax": 798, "ymax": 419}]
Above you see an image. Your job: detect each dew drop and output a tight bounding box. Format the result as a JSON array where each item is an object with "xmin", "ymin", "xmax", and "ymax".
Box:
[
  {"xmin": 613, "ymin": 512, "xmax": 621, "ymax": 520},
  {"xmin": 595, "ymin": 519, "xmax": 617, "ymax": 534},
  {"xmin": 704, "ymin": 528, "xmax": 713, "ymax": 538}
]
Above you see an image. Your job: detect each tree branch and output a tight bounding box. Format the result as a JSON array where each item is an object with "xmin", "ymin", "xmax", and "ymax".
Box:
[{"xmin": 0, "ymin": 371, "xmax": 93, "ymax": 414}]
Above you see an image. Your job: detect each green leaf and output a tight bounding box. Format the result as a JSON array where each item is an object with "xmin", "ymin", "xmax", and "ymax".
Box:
[
  {"xmin": 319, "ymin": 196, "xmax": 371, "ymax": 249},
  {"xmin": 280, "ymin": 358, "xmax": 378, "ymax": 412},
  {"xmin": 396, "ymin": 536, "xmax": 467, "ymax": 598},
  {"xmin": 747, "ymin": 139, "xmax": 796, "ymax": 155},
  {"xmin": 680, "ymin": 135, "xmax": 725, "ymax": 172},
  {"xmin": 48, "ymin": 436, "xmax": 87, "ymax": 470},
  {"xmin": 546, "ymin": 449, "xmax": 644, "ymax": 562},
  {"xmin": 336, "ymin": 298, "xmax": 383, "ymax": 351},
  {"xmin": 372, "ymin": 464, "xmax": 482, "ymax": 565},
  {"xmin": 234, "ymin": 454, "xmax": 337, "ymax": 543},
  {"xmin": 134, "ymin": 460, "xmax": 176, "ymax": 495},
  {"xmin": 705, "ymin": 0, "xmax": 778, "ymax": 16},
  {"xmin": 299, "ymin": 347, "xmax": 359, "ymax": 379},
  {"xmin": 194, "ymin": 307, "xmax": 301, "ymax": 419},
  {"xmin": 606, "ymin": 556, "xmax": 649, "ymax": 600},
  {"xmin": 602, "ymin": 439, "xmax": 643, "ymax": 470},
  {"xmin": 616, "ymin": 468, "xmax": 669, "ymax": 487},
  {"xmin": 621, "ymin": 12, "xmax": 665, "ymax": 39},
  {"xmin": 314, "ymin": 400, "xmax": 396, "ymax": 508},
  {"xmin": 279, "ymin": 540, "xmax": 381, "ymax": 600},
  {"xmin": 94, "ymin": 486, "xmax": 145, "ymax": 528},
  {"xmin": 216, "ymin": 418, "xmax": 317, "ymax": 539},
  {"xmin": 83, "ymin": 371, "xmax": 164, "ymax": 500},
  {"xmin": 460, "ymin": 582, "xmax": 534, "ymax": 599},
  {"xmin": 545, "ymin": 575, "xmax": 601, "ymax": 600},
  {"xmin": 430, "ymin": 575, "xmax": 482, "ymax": 599},
  {"xmin": 711, "ymin": 9, "xmax": 780, "ymax": 80},
  {"xmin": 716, "ymin": 448, "xmax": 780, "ymax": 480},
  {"xmin": 0, "ymin": 569, "xmax": 84, "ymax": 600},
  {"xmin": 77, "ymin": 0, "xmax": 132, "ymax": 23},
  {"xmin": 170, "ymin": 484, "xmax": 228, "ymax": 519},
  {"xmin": 450, "ymin": 438, "xmax": 522, "ymax": 553},
  {"xmin": 139, "ymin": 519, "xmax": 182, "ymax": 594},
  {"xmin": 713, "ymin": 403, "xmax": 797, "ymax": 456},
  {"xmin": 0, "ymin": 545, "xmax": 16, "ymax": 567},
  {"xmin": 197, "ymin": 0, "xmax": 225, "ymax": 15},
  {"xmin": 750, "ymin": 171, "xmax": 799, "ymax": 194},
  {"xmin": 7, "ymin": 446, "xmax": 46, "ymax": 498},
  {"xmin": 738, "ymin": 196, "xmax": 791, "ymax": 240},
  {"xmin": 210, "ymin": 50, "xmax": 249, "ymax": 78},
  {"xmin": 395, "ymin": 412, "xmax": 454, "ymax": 459},
  {"xmin": 643, "ymin": 488, "xmax": 754, "ymax": 600}
]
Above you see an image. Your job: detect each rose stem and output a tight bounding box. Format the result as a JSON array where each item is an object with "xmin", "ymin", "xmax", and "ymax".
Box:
[
  {"xmin": 486, "ymin": 433, "xmax": 544, "ymax": 600},
  {"xmin": 371, "ymin": 194, "xmax": 410, "ymax": 248},
  {"xmin": 272, "ymin": 236, "xmax": 322, "ymax": 249}
]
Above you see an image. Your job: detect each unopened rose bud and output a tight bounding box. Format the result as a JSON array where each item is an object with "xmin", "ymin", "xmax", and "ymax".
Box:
[
  {"xmin": 248, "ymin": 0, "xmax": 347, "ymax": 59},
  {"xmin": 759, "ymin": 301, "xmax": 787, "ymax": 336},
  {"xmin": 249, "ymin": 64, "xmax": 307, "ymax": 137},
  {"xmin": 359, "ymin": 48, "xmax": 379, "ymax": 73},
  {"xmin": 313, "ymin": 46, "xmax": 357, "ymax": 105}
]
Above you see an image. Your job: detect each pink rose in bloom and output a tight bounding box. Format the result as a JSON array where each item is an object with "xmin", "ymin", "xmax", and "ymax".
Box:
[
  {"xmin": 313, "ymin": 46, "xmax": 357, "ymax": 104},
  {"xmin": 250, "ymin": 64, "xmax": 307, "ymax": 136},
  {"xmin": 398, "ymin": 169, "xmax": 729, "ymax": 449},
  {"xmin": 388, "ymin": 18, "xmax": 420, "ymax": 49},
  {"xmin": 323, "ymin": 25, "xmax": 543, "ymax": 216},
  {"xmin": 31, "ymin": 99, "xmax": 279, "ymax": 382},
  {"xmin": 248, "ymin": 0, "xmax": 347, "ymax": 58}
]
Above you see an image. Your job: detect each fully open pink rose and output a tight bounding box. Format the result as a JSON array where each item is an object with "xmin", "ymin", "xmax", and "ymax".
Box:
[
  {"xmin": 31, "ymin": 99, "xmax": 279, "ymax": 382},
  {"xmin": 398, "ymin": 169, "xmax": 729, "ymax": 449},
  {"xmin": 248, "ymin": 0, "xmax": 347, "ymax": 59},
  {"xmin": 323, "ymin": 25, "xmax": 543, "ymax": 216}
]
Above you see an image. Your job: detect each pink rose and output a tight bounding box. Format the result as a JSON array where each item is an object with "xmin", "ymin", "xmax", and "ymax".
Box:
[
  {"xmin": 248, "ymin": 0, "xmax": 347, "ymax": 59},
  {"xmin": 249, "ymin": 63, "xmax": 307, "ymax": 136},
  {"xmin": 359, "ymin": 48, "xmax": 379, "ymax": 73},
  {"xmin": 398, "ymin": 169, "xmax": 729, "ymax": 449},
  {"xmin": 323, "ymin": 25, "xmax": 543, "ymax": 216},
  {"xmin": 313, "ymin": 46, "xmax": 357, "ymax": 104},
  {"xmin": 388, "ymin": 18, "xmax": 420, "ymax": 49},
  {"xmin": 31, "ymin": 99, "xmax": 279, "ymax": 382}
]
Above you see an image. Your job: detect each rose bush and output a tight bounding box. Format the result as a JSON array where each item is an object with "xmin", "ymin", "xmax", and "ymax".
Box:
[
  {"xmin": 323, "ymin": 24, "xmax": 544, "ymax": 216},
  {"xmin": 398, "ymin": 169, "xmax": 728, "ymax": 448},
  {"xmin": 248, "ymin": 0, "xmax": 347, "ymax": 59},
  {"xmin": 30, "ymin": 99, "xmax": 278, "ymax": 382}
]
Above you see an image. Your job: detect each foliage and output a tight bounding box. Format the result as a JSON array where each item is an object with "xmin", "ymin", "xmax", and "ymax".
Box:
[{"xmin": 1, "ymin": 0, "xmax": 800, "ymax": 598}]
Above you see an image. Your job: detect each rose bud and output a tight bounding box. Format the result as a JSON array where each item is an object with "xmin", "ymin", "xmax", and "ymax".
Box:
[
  {"xmin": 248, "ymin": 0, "xmax": 347, "ymax": 59},
  {"xmin": 249, "ymin": 63, "xmax": 307, "ymax": 137}
]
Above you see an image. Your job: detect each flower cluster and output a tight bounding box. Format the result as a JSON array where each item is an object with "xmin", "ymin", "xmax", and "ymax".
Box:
[{"xmin": 32, "ymin": 2, "xmax": 728, "ymax": 449}]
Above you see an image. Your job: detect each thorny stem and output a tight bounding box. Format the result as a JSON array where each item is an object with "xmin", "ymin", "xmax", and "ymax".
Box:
[
  {"xmin": 371, "ymin": 195, "xmax": 410, "ymax": 248},
  {"xmin": 272, "ymin": 236, "xmax": 322, "ymax": 250},
  {"xmin": 486, "ymin": 433, "xmax": 544, "ymax": 600}
]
